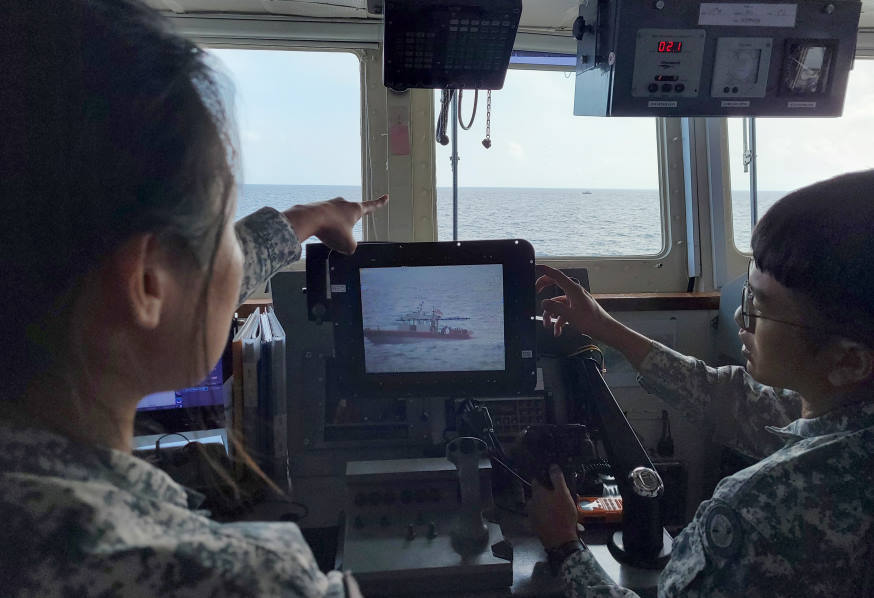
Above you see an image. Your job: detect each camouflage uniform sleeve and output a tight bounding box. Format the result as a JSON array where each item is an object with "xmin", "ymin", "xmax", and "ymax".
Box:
[
  {"xmin": 235, "ymin": 207, "xmax": 302, "ymax": 305},
  {"xmin": 1, "ymin": 474, "xmax": 354, "ymax": 598},
  {"xmin": 560, "ymin": 548, "xmax": 641, "ymax": 598},
  {"xmin": 636, "ymin": 341, "xmax": 802, "ymax": 458},
  {"xmin": 37, "ymin": 541, "xmax": 350, "ymax": 598}
]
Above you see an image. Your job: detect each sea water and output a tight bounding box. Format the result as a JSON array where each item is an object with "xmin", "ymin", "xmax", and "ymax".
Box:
[{"xmin": 238, "ymin": 184, "xmax": 785, "ymax": 256}]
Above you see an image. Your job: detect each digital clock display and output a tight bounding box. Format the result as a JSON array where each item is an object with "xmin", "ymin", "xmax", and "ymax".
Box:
[{"xmin": 657, "ymin": 41, "xmax": 683, "ymax": 53}]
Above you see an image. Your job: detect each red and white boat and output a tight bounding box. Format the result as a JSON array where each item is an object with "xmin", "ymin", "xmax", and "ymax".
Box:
[{"xmin": 364, "ymin": 302, "xmax": 473, "ymax": 344}]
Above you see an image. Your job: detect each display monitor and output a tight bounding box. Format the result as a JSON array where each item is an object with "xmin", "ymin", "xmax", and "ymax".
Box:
[
  {"xmin": 134, "ymin": 336, "xmax": 232, "ymax": 435},
  {"xmin": 306, "ymin": 240, "xmax": 537, "ymax": 398},
  {"xmin": 360, "ymin": 264, "xmax": 505, "ymax": 374}
]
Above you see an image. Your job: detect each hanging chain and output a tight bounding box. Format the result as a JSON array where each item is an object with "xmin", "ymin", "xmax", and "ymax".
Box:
[{"xmin": 482, "ymin": 91, "xmax": 492, "ymax": 148}]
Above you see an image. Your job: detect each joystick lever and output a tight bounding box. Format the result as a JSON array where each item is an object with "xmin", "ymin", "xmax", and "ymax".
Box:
[{"xmin": 446, "ymin": 437, "xmax": 490, "ymax": 555}]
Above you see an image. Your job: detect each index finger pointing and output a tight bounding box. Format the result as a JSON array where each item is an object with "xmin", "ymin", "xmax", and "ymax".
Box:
[
  {"xmin": 361, "ymin": 194, "xmax": 389, "ymax": 215},
  {"xmin": 535, "ymin": 274, "xmax": 557, "ymax": 294},
  {"xmin": 535, "ymin": 264, "xmax": 579, "ymax": 295}
]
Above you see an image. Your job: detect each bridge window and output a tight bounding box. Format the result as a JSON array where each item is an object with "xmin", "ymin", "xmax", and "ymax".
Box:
[
  {"xmin": 728, "ymin": 59, "xmax": 874, "ymax": 251},
  {"xmin": 210, "ymin": 49, "xmax": 363, "ymax": 249},
  {"xmin": 434, "ymin": 69, "xmax": 664, "ymax": 257}
]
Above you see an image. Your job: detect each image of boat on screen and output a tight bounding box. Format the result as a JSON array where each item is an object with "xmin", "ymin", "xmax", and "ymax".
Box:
[
  {"xmin": 364, "ymin": 301, "xmax": 473, "ymax": 344},
  {"xmin": 360, "ymin": 264, "xmax": 505, "ymax": 373}
]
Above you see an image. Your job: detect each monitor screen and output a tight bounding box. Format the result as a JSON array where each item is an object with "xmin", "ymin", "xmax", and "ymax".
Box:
[
  {"xmin": 360, "ymin": 264, "xmax": 505, "ymax": 374},
  {"xmin": 133, "ymin": 332, "xmax": 232, "ymax": 435},
  {"xmin": 303, "ymin": 239, "xmax": 537, "ymax": 398},
  {"xmin": 136, "ymin": 358, "xmax": 227, "ymax": 412}
]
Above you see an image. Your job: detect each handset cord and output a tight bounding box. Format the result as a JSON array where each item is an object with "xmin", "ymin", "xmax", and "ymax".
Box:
[
  {"xmin": 489, "ymin": 451, "xmax": 532, "ymax": 488},
  {"xmin": 155, "ymin": 432, "xmax": 191, "ymax": 453},
  {"xmin": 457, "ymin": 89, "xmax": 478, "ymax": 130},
  {"xmin": 154, "ymin": 432, "xmax": 192, "ymax": 466},
  {"xmin": 435, "ymin": 88, "xmax": 455, "ymax": 145}
]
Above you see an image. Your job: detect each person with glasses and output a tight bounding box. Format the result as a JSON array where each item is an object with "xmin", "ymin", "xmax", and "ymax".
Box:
[{"xmin": 530, "ymin": 171, "xmax": 874, "ymax": 597}]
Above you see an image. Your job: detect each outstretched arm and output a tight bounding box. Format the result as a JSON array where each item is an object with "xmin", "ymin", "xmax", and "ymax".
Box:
[
  {"xmin": 536, "ymin": 264, "xmax": 800, "ymax": 445},
  {"xmin": 235, "ymin": 195, "xmax": 388, "ymax": 305},
  {"xmin": 536, "ymin": 264, "xmax": 653, "ymax": 370}
]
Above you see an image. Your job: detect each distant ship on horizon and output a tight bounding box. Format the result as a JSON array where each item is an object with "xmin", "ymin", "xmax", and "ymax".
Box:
[{"xmin": 364, "ymin": 301, "xmax": 473, "ymax": 344}]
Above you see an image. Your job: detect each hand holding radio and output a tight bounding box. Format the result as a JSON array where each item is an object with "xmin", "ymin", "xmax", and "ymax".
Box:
[
  {"xmin": 511, "ymin": 424, "xmax": 595, "ymax": 496},
  {"xmin": 528, "ymin": 464, "xmax": 580, "ymax": 550}
]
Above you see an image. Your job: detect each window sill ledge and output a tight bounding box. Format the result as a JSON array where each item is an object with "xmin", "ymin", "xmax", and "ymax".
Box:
[
  {"xmin": 239, "ymin": 293, "xmax": 720, "ymax": 319},
  {"xmin": 592, "ymin": 292, "xmax": 720, "ymax": 311}
]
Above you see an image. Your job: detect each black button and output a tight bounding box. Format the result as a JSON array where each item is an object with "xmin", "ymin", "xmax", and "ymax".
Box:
[
  {"xmin": 661, "ymin": 83, "xmax": 672, "ymax": 92},
  {"xmin": 648, "ymin": 83, "xmax": 659, "ymax": 93},
  {"xmin": 723, "ymin": 86, "xmax": 730, "ymax": 93},
  {"xmin": 675, "ymin": 83, "xmax": 685, "ymax": 92},
  {"xmin": 732, "ymin": 86, "xmax": 739, "ymax": 93}
]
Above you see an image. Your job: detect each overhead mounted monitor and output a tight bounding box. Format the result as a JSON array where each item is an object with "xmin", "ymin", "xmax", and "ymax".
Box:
[
  {"xmin": 381, "ymin": 0, "xmax": 522, "ymax": 91},
  {"xmin": 305, "ymin": 240, "xmax": 537, "ymax": 398}
]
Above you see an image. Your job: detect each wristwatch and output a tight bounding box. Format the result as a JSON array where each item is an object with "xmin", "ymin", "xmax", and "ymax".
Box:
[{"xmin": 546, "ymin": 538, "xmax": 586, "ymax": 575}]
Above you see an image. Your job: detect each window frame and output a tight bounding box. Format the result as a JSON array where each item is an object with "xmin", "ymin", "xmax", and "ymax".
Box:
[
  {"xmin": 417, "ymin": 59, "xmax": 695, "ymax": 293},
  {"xmin": 724, "ymin": 55, "xmax": 874, "ymax": 261},
  {"xmin": 180, "ymin": 19, "xmax": 700, "ymax": 293},
  {"xmin": 167, "ymin": 13, "xmax": 873, "ymax": 294}
]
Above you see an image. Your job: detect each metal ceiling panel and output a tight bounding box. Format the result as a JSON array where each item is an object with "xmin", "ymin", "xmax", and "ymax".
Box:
[
  {"xmin": 519, "ymin": 1, "xmax": 578, "ymax": 29},
  {"xmin": 145, "ymin": 0, "xmax": 370, "ymax": 18},
  {"xmin": 145, "ymin": 0, "xmax": 873, "ymax": 32}
]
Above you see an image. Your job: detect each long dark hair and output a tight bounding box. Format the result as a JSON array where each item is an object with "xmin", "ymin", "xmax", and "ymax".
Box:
[{"xmin": 1, "ymin": 0, "xmax": 236, "ymax": 399}]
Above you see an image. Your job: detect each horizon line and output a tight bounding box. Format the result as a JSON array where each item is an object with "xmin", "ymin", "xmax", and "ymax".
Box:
[{"xmin": 240, "ymin": 182, "xmax": 789, "ymax": 192}]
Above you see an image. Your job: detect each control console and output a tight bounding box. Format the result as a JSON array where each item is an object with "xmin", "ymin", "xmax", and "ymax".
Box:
[{"xmin": 341, "ymin": 457, "xmax": 512, "ymax": 595}]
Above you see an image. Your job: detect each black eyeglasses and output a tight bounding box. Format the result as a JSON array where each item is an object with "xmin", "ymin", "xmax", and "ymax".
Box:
[{"xmin": 740, "ymin": 260, "xmax": 819, "ymax": 333}]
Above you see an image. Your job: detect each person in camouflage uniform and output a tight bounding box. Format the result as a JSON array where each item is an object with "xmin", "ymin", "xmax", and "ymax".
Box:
[
  {"xmin": 531, "ymin": 171, "xmax": 874, "ymax": 597},
  {"xmin": 0, "ymin": 1, "xmax": 385, "ymax": 596}
]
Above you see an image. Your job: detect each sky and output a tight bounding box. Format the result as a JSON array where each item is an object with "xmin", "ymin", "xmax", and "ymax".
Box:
[
  {"xmin": 727, "ymin": 59, "xmax": 874, "ymax": 192},
  {"xmin": 211, "ymin": 49, "xmax": 874, "ymax": 192}
]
